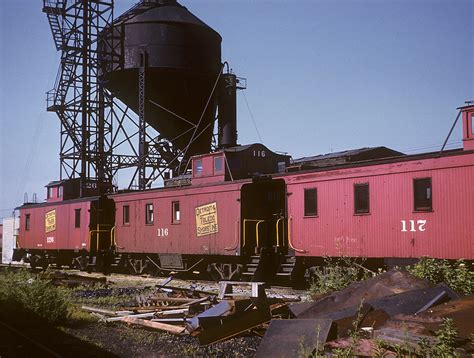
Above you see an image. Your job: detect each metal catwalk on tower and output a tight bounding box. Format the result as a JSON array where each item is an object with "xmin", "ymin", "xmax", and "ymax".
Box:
[{"xmin": 43, "ymin": 0, "xmax": 115, "ymax": 196}]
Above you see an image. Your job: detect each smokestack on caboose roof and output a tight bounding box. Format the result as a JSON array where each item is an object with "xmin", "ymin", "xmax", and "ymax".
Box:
[
  {"xmin": 459, "ymin": 102, "xmax": 474, "ymax": 151},
  {"xmin": 218, "ymin": 73, "xmax": 238, "ymax": 148}
]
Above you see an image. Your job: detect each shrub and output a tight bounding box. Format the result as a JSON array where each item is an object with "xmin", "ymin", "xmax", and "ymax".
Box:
[
  {"xmin": 309, "ymin": 257, "xmax": 374, "ymax": 295},
  {"xmin": 0, "ymin": 269, "xmax": 71, "ymax": 325},
  {"xmin": 408, "ymin": 258, "xmax": 473, "ymax": 295}
]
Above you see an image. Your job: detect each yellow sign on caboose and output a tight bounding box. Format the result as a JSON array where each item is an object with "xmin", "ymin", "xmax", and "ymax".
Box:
[
  {"xmin": 45, "ymin": 210, "xmax": 56, "ymax": 233},
  {"xmin": 195, "ymin": 202, "xmax": 218, "ymax": 237}
]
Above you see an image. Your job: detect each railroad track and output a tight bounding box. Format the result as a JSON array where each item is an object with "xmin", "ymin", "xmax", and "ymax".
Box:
[{"xmin": 0, "ymin": 264, "xmax": 307, "ymax": 302}]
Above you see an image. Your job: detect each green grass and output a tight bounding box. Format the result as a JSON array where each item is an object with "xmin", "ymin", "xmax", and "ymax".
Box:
[{"xmin": 0, "ymin": 268, "xmax": 71, "ymax": 325}]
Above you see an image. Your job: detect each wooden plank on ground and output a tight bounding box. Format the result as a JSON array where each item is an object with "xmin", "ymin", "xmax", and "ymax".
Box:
[
  {"xmin": 81, "ymin": 306, "xmax": 131, "ymax": 316},
  {"xmin": 122, "ymin": 317, "xmax": 186, "ymax": 334},
  {"xmin": 106, "ymin": 312, "xmax": 156, "ymax": 322}
]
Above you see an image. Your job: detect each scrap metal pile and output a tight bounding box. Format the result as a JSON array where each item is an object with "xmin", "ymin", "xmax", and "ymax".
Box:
[
  {"xmin": 257, "ymin": 269, "xmax": 473, "ymax": 356},
  {"xmin": 81, "ymin": 280, "xmax": 293, "ymax": 345},
  {"xmin": 79, "ymin": 270, "xmax": 473, "ymax": 356}
]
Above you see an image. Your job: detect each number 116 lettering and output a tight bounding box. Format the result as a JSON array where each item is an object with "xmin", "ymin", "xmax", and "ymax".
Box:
[{"xmin": 401, "ymin": 220, "xmax": 426, "ymax": 232}]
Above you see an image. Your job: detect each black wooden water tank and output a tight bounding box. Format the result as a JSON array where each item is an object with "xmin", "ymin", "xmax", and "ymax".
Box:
[{"xmin": 100, "ymin": 0, "xmax": 222, "ymax": 156}]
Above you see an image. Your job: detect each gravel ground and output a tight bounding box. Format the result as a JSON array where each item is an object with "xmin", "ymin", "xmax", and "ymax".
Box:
[{"xmin": 73, "ymin": 270, "xmax": 310, "ymax": 301}]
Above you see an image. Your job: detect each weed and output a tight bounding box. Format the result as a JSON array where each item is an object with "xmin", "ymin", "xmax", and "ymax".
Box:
[
  {"xmin": 408, "ymin": 257, "xmax": 473, "ymax": 295},
  {"xmin": 332, "ymin": 346, "xmax": 353, "ymax": 357},
  {"xmin": 417, "ymin": 337, "xmax": 433, "ymax": 357},
  {"xmin": 433, "ymin": 318, "xmax": 460, "ymax": 357},
  {"xmin": 68, "ymin": 304, "xmax": 99, "ymax": 326},
  {"xmin": 298, "ymin": 324, "xmax": 325, "ymax": 357},
  {"xmin": 327, "ymin": 300, "xmax": 366, "ymax": 357},
  {"xmin": 393, "ymin": 344, "xmax": 403, "ymax": 358},
  {"xmin": 415, "ymin": 318, "xmax": 460, "ymax": 357},
  {"xmin": 309, "ymin": 256, "xmax": 374, "ymax": 295},
  {"xmin": 372, "ymin": 339, "xmax": 388, "ymax": 357}
]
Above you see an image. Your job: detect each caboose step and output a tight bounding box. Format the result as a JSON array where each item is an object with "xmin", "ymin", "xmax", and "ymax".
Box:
[
  {"xmin": 241, "ymin": 255, "xmax": 261, "ymax": 278},
  {"xmin": 280, "ymin": 263, "xmax": 295, "ymax": 273},
  {"xmin": 275, "ymin": 255, "xmax": 296, "ymax": 280},
  {"xmin": 241, "ymin": 272, "xmax": 254, "ymax": 277}
]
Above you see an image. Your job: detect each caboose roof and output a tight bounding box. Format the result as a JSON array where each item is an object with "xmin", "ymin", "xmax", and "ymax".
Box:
[
  {"xmin": 45, "ymin": 180, "xmax": 65, "ymax": 188},
  {"xmin": 292, "ymin": 146, "xmax": 405, "ymax": 168}
]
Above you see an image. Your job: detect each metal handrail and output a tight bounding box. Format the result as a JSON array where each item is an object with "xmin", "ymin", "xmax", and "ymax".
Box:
[
  {"xmin": 288, "ymin": 216, "xmax": 307, "ymax": 253},
  {"xmin": 89, "ymin": 224, "xmax": 112, "ymax": 252},
  {"xmin": 275, "ymin": 217, "xmax": 285, "ymax": 247},
  {"xmin": 255, "ymin": 220, "xmax": 265, "ymax": 249},
  {"xmin": 242, "ymin": 219, "xmax": 266, "ymax": 247},
  {"xmin": 110, "ymin": 226, "xmax": 116, "ymax": 247}
]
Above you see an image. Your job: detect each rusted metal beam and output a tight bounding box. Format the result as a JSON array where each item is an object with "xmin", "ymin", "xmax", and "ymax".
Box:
[{"xmin": 197, "ymin": 302, "xmax": 271, "ymax": 345}]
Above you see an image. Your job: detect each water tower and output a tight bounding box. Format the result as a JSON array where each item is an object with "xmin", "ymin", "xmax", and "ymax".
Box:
[{"xmin": 43, "ymin": 0, "xmax": 241, "ymax": 194}]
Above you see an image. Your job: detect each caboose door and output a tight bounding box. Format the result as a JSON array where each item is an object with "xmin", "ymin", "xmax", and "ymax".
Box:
[{"xmin": 240, "ymin": 178, "xmax": 288, "ymax": 255}]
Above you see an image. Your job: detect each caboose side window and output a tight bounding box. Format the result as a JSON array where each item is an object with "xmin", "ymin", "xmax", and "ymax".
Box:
[
  {"xmin": 354, "ymin": 183, "xmax": 370, "ymax": 214},
  {"xmin": 25, "ymin": 214, "xmax": 30, "ymax": 230},
  {"xmin": 146, "ymin": 203, "xmax": 154, "ymax": 224},
  {"xmin": 172, "ymin": 201, "xmax": 180, "ymax": 224},
  {"xmin": 304, "ymin": 188, "xmax": 318, "ymax": 216},
  {"xmin": 471, "ymin": 113, "xmax": 474, "ymax": 135},
  {"xmin": 123, "ymin": 205, "xmax": 130, "ymax": 225},
  {"xmin": 194, "ymin": 159, "xmax": 203, "ymax": 176},
  {"xmin": 47, "ymin": 187, "xmax": 53, "ymax": 199},
  {"xmin": 57, "ymin": 186, "xmax": 63, "ymax": 198},
  {"xmin": 74, "ymin": 209, "xmax": 81, "ymax": 228},
  {"xmin": 214, "ymin": 156, "xmax": 223, "ymax": 173},
  {"xmin": 414, "ymin": 178, "xmax": 432, "ymax": 211}
]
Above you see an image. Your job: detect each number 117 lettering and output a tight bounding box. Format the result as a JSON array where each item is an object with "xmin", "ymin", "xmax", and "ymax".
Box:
[{"xmin": 401, "ymin": 220, "xmax": 426, "ymax": 232}]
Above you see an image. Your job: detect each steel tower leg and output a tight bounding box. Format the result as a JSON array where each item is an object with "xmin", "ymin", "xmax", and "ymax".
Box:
[{"xmin": 138, "ymin": 65, "xmax": 146, "ymax": 190}]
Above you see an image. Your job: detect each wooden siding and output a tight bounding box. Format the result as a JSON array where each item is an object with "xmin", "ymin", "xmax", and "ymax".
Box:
[{"xmin": 286, "ymin": 154, "xmax": 474, "ymax": 259}]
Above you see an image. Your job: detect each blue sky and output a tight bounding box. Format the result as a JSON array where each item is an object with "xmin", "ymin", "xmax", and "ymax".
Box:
[{"xmin": 0, "ymin": 0, "xmax": 472, "ymax": 218}]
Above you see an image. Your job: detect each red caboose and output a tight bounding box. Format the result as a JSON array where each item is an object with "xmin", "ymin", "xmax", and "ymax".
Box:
[
  {"xmin": 15, "ymin": 179, "xmax": 114, "ymax": 269},
  {"xmin": 111, "ymin": 143, "xmax": 290, "ymax": 280}
]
